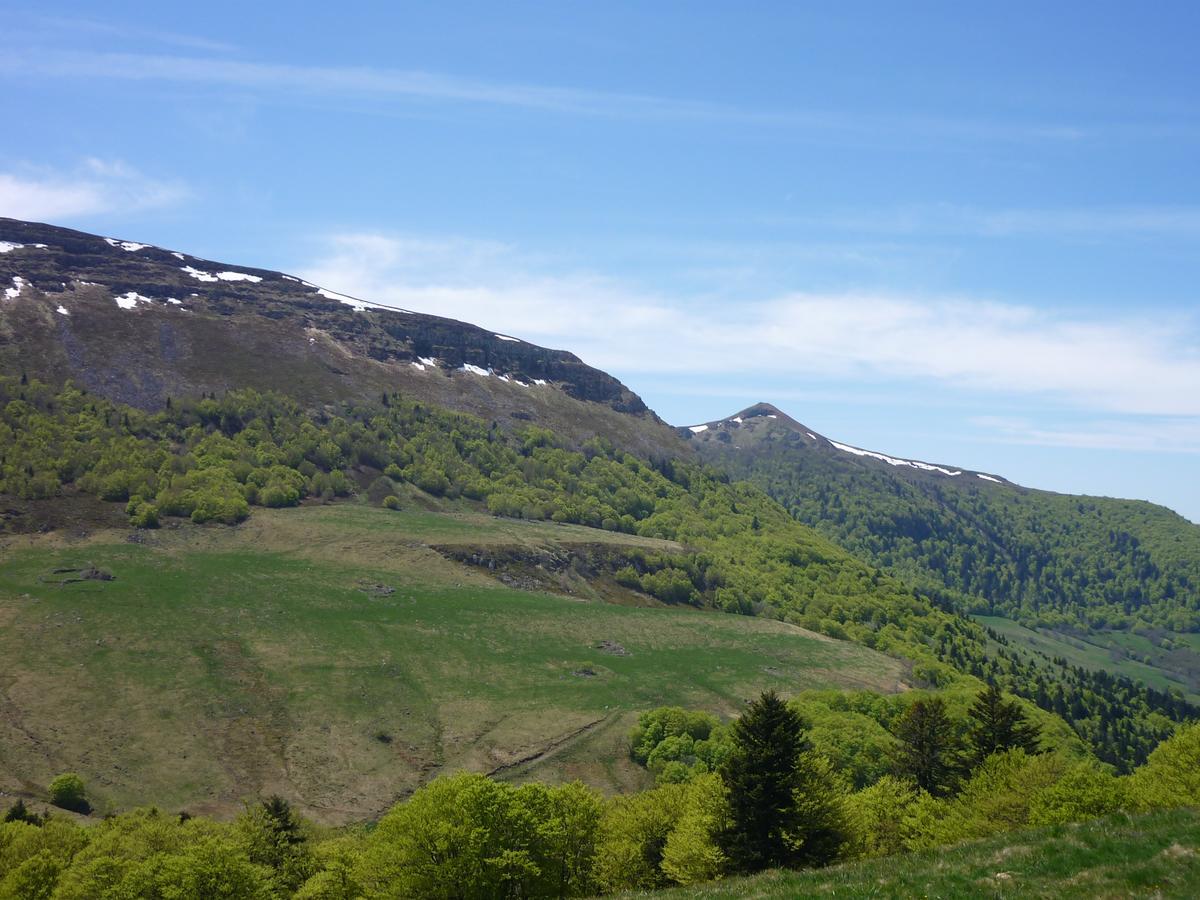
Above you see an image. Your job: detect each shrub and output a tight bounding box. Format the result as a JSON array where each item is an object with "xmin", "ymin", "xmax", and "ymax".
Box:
[
  {"xmin": 382, "ymin": 495, "xmax": 401, "ymax": 510},
  {"xmin": 48, "ymin": 773, "xmax": 90, "ymax": 814}
]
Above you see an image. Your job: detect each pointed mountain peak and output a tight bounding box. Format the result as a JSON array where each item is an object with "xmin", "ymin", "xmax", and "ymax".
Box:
[{"xmin": 683, "ymin": 401, "xmax": 823, "ymax": 438}]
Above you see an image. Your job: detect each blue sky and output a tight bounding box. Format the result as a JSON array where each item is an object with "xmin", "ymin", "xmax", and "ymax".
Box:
[{"xmin": 3, "ymin": 2, "xmax": 1200, "ymax": 520}]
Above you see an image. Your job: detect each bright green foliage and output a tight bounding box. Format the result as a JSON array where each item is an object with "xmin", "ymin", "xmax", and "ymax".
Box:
[
  {"xmin": 892, "ymin": 698, "xmax": 961, "ymax": 796},
  {"xmin": 965, "ymin": 682, "xmax": 1041, "ymax": 767},
  {"xmin": 843, "ymin": 775, "xmax": 921, "ymax": 859},
  {"xmin": 125, "ymin": 496, "xmax": 160, "ymax": 528},
  {"xmin": 593, "ymin": 779, "xmax": 721, "ymax": 892},
  {"xmin": 791, "ymin": 698, "xmax": 899, "ymax": 789},
  {"xmin": 1127, "ymin": 722, "xmax": 1200, "ymax": 810},
  {"xmin": 904, "ymin": 750, "xmax": 1069, "ymax": 850},
  {"xmin": 0, "ymin": 818, "xmax": 88, "ymax": 899},
  {"xmin": 660, "ymin": 774, "xmax": 729, "ymax": 886},
  {"xmin": 356, "ymin": 773, "xmax": 602, "ymax": 898},
  {"xmin": 1029, "ymin": 761, "xmax": 1128, "ymax": 826},
  {"xmin": 630, "ymin": 708, "xmax": 732, "ymax": 783},
  {"xmin": 719, "ymin": 691, "xmax": 846, "ymax": 873},
  {"xmin": 46, "ymin": 774, "xmax": 89, "ymax": 814},
  {"xmin": 237, "ymin": 796, "xmax": 317, "ymax": 893}
]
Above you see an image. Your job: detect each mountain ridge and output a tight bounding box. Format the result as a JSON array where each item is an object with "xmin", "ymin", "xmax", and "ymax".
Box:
[
  {"xmin": 684, "ymin": 400, "xmax": 1012, "ymax": 485},
  {"xmin": 0, "ymin": 217, "xmax": 686, "ymax": 460}
]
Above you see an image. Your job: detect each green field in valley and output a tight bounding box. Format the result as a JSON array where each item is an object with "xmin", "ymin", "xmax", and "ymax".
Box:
[
  {"xmin": 974, "ymin": 615, "xmax": 1200, "ymax": 705},
  {"xmin": 0, "ymin": 503, "xmax": 906, "ymax": 823}
]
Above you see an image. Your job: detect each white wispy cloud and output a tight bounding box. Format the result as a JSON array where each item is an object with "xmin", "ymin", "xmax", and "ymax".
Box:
[
  {"xmin": 0, "ymin": 159, "xmax": 187, "ymax": 221},
  {"xmin": 775, "ymin": 203, "xmax": 1200, "ymax": 239},
  {"xmin": 23, "ymin": 14, "xmax": 239, "ymax": 54},
  {"xmin": 972, "ymin": 416, "xmax": 1200, "ymax": 454},
  {"xmin": 0, "ymin": 50, "xmax": 1085, "ymax": 143},
  {"xmin": 299, "ymin": 232, "xmax": 1200, "ymax": 420}
]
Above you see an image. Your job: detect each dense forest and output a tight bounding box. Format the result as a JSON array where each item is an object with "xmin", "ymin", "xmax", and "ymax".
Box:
[
  {"xmin": 0, "ymin": 375, "xmax": 1194, "ymax": 770},
  {"xmin": 696, "ymin": 427, "xmax": 1200, "ymax": 633}
]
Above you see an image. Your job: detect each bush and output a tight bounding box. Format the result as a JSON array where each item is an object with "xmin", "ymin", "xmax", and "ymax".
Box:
[
  {"xmin": 48, "ymin": 773, "xmax": 90, "ymax": 814},
  {"xmin": 382, "ymin": 495, "xmax": 401, "ymax": 510},
  {"xmin": 125, "ymin": 498, "xmax": 159, "ymax": 529}
]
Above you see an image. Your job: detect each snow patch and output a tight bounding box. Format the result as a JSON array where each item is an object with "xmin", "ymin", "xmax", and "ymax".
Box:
[
  {"xmin": 730, "ymin": 416, "xmax": 743, "ymax": 424},
  {"xmin": 171, "ymin": 252, "xmax": 185, "ymax": 260},
  {"xmin": 766, "ymin": 414, "xmax": 778, "ymax": 419},
  {"xmin": 533, "ymin": 378, "xmax": 547, "ymax": 386},
  {"xmin": 830, "ymin": 440, "xmax": 962, "ymax": 476},
  {"xmin": 166, "ymin": 298, "xmax": 181, "ymax": 305},
  {"xmin": 806, "ymin": 432, "xmax": 817, "ymax": 440},
  {"xmin": 55, "ymin": 305, "xmax": 69, "ymax": 316},
  {"xmin": 281, "ymin": 275, "xmax": 300, "ymax": 282},
  {"xmin": 316, "ymin": 287, "xmax": 382, "ymax": 311},
  {"xmin": 115, "ymin": 291, "xmax": 154, "ymax": 310},
  {"xmin": 180, "ymin": 265, "xmax": 262, "ymax": 283},
  {"xmin": 494, "ymin": 333, "xmax": 520, "ymax": 342},
  {"xmin": 105, "ymin": 238, "xmax": 149, "ymax": 252},
  {"xmin": 0, "ymin": 241, "xmax": 47, "ymax": 254},
  {"xmin": 4, "ymin": 276, "xmax": 25, "ymax": 299},
  {"xmin": 460, "ymin": 363, "xmax": 491, "ymax": 377},
  {"xmin": 688, "ymin": 424, "xmax": 709, "ymax": 433},
  {"xmin": 977, "ymin": 473, "xmax": 1002, "ymax": 483}
]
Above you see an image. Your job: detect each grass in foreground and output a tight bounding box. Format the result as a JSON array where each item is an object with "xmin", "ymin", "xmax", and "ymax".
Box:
[{"xmin": 632, "ymin": 808, "xmax": 1200, "ymax": 899}]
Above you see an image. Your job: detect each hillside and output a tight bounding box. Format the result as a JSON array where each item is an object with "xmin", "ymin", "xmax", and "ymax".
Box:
[
  {"xmin": 633, "ymin": 808, "xmax": 1200, "ymax": 899},
  {"xmin": 686, "ymin": 404, "xmax": 1200, "ymax": 697},
  {"xmin": 0, "ymin": 502, "xmax": 906, "ymax": 822},
  {"xmin": 0, "ymin": 218, "xmax": 685, "ymax": 460}
]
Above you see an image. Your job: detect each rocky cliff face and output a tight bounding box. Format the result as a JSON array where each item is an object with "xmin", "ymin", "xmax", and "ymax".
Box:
[{"xmin": 0, "ymin": 218, "xmax": 684, "ymax": 457}]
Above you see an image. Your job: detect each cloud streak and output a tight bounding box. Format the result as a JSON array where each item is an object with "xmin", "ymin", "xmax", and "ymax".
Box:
[
  {"xmin": 299, "ymin": 232, "xmax": 1200, "ymax": 422},
  {"xmin": 0, "ymin": 50, "xmax": 1086, "ymax": 143},
  {"xmin": 768, "ymin": 203, "xmax": 1200, "ymax": 240},
  {"xmin": 0, "ymin": 159, "xmax": 187, "ymax": 221},
  {"xmin": 972, "ymin": 416, "xmax": 1200, "ymax": 454}
]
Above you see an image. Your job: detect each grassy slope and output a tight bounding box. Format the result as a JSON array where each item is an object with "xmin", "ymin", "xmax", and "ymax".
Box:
[
  {"xmin": 0, "ymin": 503, "xmax": 905, "ymax": 823},
  {"xmin": 976, "ymin": 615, "xmax": 1200, "ymax": 705},
  {"xmin": 633, "ymin": 809, "xmax": 1200, "ymax": 899}
]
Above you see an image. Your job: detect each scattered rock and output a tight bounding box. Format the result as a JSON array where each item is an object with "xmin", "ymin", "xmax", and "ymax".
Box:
[
  {"xmin": 358, "ymin": 582, "xmax": 396, "ymax": 597},
  {"xmin": 572, "ymin": 668, "xmax": 598, "ymax": 678},
  {"xmin": 595, "ymin": 640, "xmax": 629, "ymax": 656}
]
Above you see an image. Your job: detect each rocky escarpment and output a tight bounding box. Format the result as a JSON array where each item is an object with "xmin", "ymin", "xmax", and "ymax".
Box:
[{"xmin": 0, "ymin": 218, "xmax": 683, "ymax": 458}]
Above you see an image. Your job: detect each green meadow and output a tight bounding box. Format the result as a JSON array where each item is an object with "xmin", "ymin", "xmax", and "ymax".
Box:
[{"xmin": 0, "ymin": 504, "xmax": 904, "ymax": 823}]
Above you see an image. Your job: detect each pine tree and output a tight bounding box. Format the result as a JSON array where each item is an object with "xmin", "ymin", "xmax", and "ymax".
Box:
[
  {"xmin": 719, "ymin": 690, "xmax": 844, "ymax": 872},
  {"xmin": 966, "ymin": 682, "xmax": 1041, "ymax": 767},
  {"xmin": 893, "ymin": 697, "xmax": 961, "ymax": 796}
]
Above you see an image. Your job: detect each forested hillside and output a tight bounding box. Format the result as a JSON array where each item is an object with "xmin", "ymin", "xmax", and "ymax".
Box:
[{"xmin": 688, "ymin": 406, "xmax": 1200, "ymax": 635}]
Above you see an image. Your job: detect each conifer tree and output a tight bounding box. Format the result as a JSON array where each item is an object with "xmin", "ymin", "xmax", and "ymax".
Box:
[
  {"xmin": 719, "ymin": 690, "xmax": 844, "ymax": 872},
  {"xmin": 894, "ymin": 697, "xmax": 961, "ymax": 796},
  {"xmin": 966, "ymin": 682, "xmax": 1041, "ymax": 767}
]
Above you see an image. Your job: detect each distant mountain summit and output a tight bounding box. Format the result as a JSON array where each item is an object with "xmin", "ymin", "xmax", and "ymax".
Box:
[
  {"xmin": 684, "ymin": 402, "xmax": 1010, "ymax": 484},
  {"xmin": 0, "ymin": 218, "xmax": 682, "ymax": 457},
  {"xmin": 688, "ymin": 400, "xmax": 1200, "ymax": 643}
]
